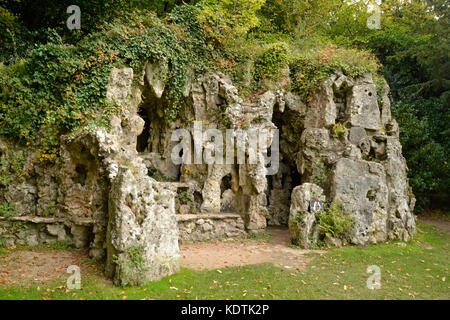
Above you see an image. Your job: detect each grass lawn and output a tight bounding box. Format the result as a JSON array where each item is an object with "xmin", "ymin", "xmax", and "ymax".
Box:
[{"xmin": 0, "ymin": 222, "xmax": 448, "ymax": 300}]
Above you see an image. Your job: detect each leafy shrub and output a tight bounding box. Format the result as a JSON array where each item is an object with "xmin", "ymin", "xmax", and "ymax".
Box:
[
  {"xmin": 317, "ymin": 198, "xmax": 354, "ymax": 239},
  {"xmin": 332, "ymin": 122, "xmax": 348, "ymax": 138},
  {"xmin": 0, "ymin": 150, "xmax": 26, "ymax": 185},
  {"xmin": 254, "ymin": 42, "xmax": 289, "ymax": 81},
  {"xmin": 392, "ymin": 101, "xmax": 449, "ymax": 210},
  {"xmin": 198, "ymin": 0, "xmax": 265, "ymax": 44},
  {"xmin": 290, "ymin": 45, "xmax": 380, "ymax": 102},
  {"xmin": 177, "ymin": 191, "xmax": 193, "ymax": 205}
]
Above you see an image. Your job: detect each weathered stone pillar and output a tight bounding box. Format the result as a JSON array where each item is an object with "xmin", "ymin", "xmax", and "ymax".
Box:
[{"xmin": 106, "ymin": 167, "xmax": 180, "ymax": 286}]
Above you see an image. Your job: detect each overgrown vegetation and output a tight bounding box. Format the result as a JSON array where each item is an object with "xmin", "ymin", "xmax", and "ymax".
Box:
[
  {"xmin": 254, "ymin": 42, "xmax": 289, "ymax": 82},
  {"xmin": 0, "ymin": 7, "xmax": 214, "ymax": 163},
  {"xmin": 332, "ymin": 122, "xmax": 349, "ymax": 139},
  {"xmin": 316, "ymin": 198, "xmax": 354, "ymax": 240},
  {"xmin": 176, "ymin": 191, "xmax": 194, "ymax": 205},
  {"xmin": 310, "ymin": 164, "xmax": 333, "ymax": 192},
  {"xmin": 0, "ymin": 149, "xmax": 26, "ymax": 185},
  {"xmin": 0, "ymin": 202, "xmax": 16, "ymax": 217},
  {"xmin": 0, "ymin": 1, "xmax": 380, "ymax": 165}
]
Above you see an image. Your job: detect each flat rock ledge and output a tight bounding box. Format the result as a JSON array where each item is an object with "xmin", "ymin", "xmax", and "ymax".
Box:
[{"xmin": 177, "ymin": 213, "xmax": 246, "ymax": 243}]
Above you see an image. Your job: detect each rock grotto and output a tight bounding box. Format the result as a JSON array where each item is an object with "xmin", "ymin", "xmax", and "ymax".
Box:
[{"xmin": 0, "ymin": 62, "xmax": 416, "ymax": 285}]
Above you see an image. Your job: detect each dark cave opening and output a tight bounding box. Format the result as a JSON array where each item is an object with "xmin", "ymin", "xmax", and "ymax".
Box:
[
  {"xmin": 266, "ymin": 106, "xmax": 304, "ymax": 226},
  {"xmin": 74, "ymin": 164, "xmax": 88, "ymax": 186},
  {"xmin": 137, "ymin": 107, "xmax": 151, "ymax": 153},
  {"xmin": 333, "ymin": 88, "xmax": 349, "ymax": 124}
]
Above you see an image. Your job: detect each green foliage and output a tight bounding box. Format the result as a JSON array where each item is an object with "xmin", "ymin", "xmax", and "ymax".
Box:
[
  {"xmin": 254, "ymin": 42, "xmax": 288, "ymax": 81},
  {"xmin": 332, "ymin": 122, "xmax": 349, "ymax": 139},
  {"xmin": 289, "ymin": 45, "xmax": 379, "ymax": 102},
  {"xmin": 0, "ymin": 2, "xmax": 382, "ymax": 167},
  {"xmin": 309, "ymin": 164, "xmax": 333, "ymax": 191},
  {"xmin": 126, "ymin": 246, "xmax": 146, "ymax": 270},
  {"xmin": 8, "ymin": 221, "xmax": 28, "ymax": 233},
  {"xmin": 392, "ymin": 102, "xmax": 449, "ymax": 210},
  {"xmin": 42, "ymin": 205, "xmax": 57, "ymax": 217},
  {"xmin": 0, "ymin": 8, "xmax": 212, "ymax": 163},
  {"xmin": 0, "ymin": 203, "xmax": 16, "ymax": 218},
  {"xmin": 316, "ymin": 198, "xmax": 354, "ymax": 239},
  {"xmin": 198, "ymin": 0, "xmax": 265, "ymax": 44},
  {"xmin": 332, "ymin": 124, "xmax": 346, "ymax": 138},
  {"xmin": 0, "ymin": 150, "xmax": 26, "ymax": 185},
  {"xmin": 177, "ymin": 191, "xmax": 193, "ymax": 205}
]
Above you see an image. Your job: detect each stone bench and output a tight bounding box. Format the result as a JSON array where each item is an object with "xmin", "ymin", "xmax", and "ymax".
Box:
[{"xmin": 177, "ymin": 213, "xmax": 246, "ymax": 243}]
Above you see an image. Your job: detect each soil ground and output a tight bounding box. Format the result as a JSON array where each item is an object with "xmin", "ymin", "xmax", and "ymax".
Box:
[
  {"xmin": 0, "ymin": 249, "xmax": 97, "ymax": 287},
  {"xmin": 180, "ymin": 226, "xmax": 322, "ymax": 270}
]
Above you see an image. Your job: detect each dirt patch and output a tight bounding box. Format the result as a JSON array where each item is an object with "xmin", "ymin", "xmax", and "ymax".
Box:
[
  {"xmin": 180, "ymin": 227, "xmax": 322, "ymax": 270},
  {"xmin": 0, "ymin": 249, "xmax": 95, "ymax": 287},
  {"xmin": 419, "ymin": 218, "xmax": 450, "ymax": 233}
]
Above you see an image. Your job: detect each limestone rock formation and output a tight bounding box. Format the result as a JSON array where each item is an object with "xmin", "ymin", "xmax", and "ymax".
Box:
[
  {"xmin": 106, "ymin": 167, "xmax": 179, "ymax": 285},
  {"xmin": 288, "ymin": 73, "xmax": 416, "ymax": 247}
]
